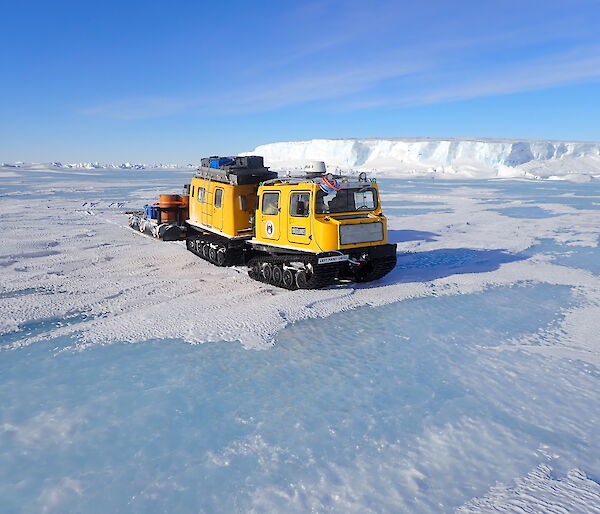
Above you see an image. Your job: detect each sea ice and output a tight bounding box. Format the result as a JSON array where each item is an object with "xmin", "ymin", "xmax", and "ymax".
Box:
[{"xmin": 1, "ymin": 166, "xmax": 599, "ymax": 512}]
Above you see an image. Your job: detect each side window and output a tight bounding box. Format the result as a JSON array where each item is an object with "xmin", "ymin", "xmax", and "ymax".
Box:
[
  {"xmin": 214, "ymin": 188, "xmax": 223, "ymax": 208},
  {"xmin": 262, "ymin": 192, "xmax": 279, "ymax": 215},
  {"xmin": 290, "ymin": 192, "xmax": 310, "ymax": 217},
  {"xmin": 197, "ymin": 187, "xmax": 205, "ymax": 203}
]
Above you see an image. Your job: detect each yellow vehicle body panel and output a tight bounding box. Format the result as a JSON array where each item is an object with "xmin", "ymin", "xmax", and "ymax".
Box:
[
  {"xmin": 188, "ymin": 176, "xmax": 258, "ymax": 238},
  {"xmin": 253, "ymin": 181, "xmax": 388, "ymax": 253}
]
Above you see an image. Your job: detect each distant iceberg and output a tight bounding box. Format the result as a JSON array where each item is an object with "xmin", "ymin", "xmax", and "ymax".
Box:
[{"xmin": 1, "ymin": 162, "xmax": 194, "ymax": 171}]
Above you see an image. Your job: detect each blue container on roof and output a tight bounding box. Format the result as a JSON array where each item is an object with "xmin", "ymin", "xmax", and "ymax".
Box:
[{"xmin": 210, "ymin": 157, "xmax": 234, "ymax": 169}]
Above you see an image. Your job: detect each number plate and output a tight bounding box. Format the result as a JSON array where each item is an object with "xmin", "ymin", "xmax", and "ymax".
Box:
[
  {"xmin": 291, "ymin": 226, "xmax": 306, "ymax": 236},
  {"xmin": 317, "ymin": 254, "xmax": 350, "ymax": 264}
]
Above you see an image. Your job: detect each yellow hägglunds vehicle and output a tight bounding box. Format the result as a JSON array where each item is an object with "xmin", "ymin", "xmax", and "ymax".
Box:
[{"xmin": 131, "ymin": 156, "xmax": 397, "ymax": 289}]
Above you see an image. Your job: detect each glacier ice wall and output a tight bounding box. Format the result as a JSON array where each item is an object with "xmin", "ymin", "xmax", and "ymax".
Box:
[{"xmin": 243, "ymin": 138, "xmax": 600, "ymax": 178}]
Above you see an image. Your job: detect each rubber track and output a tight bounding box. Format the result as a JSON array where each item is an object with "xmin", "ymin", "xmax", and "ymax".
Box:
[
  {"xmin": 247, "ymin": 255, "xmax": 340, "ymax": 290},
  {"xmin": 353, "ymin": 254, "xmax": 398, "ymax": 283},
  {"xmin": 186, "ymin": 235, "xmax": 243, "ymax": 267},
  {"xmin": 185, "ymin": 231, "xmax": 397, "ymax": 289}
]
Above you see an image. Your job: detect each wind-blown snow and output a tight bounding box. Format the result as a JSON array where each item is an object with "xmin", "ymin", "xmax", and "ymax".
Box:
[
  {"xmin": 243, "ymin": 138, "xmax": 600, "ymax": 181},
  {"xmin": 1, "ymin": 166, "xmax": 600, "ymax": 512},
  {"xmin": 458, "ymin": 465, "xmax": 600, "ymax": 513},
  {"xmin": 2, "ymin": 170, "xmax": 600, "ymax": 352}
]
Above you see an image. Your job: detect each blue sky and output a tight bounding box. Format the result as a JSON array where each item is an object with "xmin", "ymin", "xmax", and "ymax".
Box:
[{"xmin": 2, "ymin": 0, "xmax": 600, "ymax": 163}]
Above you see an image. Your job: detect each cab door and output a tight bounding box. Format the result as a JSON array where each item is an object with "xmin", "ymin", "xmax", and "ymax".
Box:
[
  {"xmin": 200, "ymin": 183, "xmax": 210, "ymax": 226},
  {"xmin": 212, "ymin": 187, "xmax": 224, "ymax": 231},
  {"xmin": 288, "ymin": 191, "xmax": 311, "ymax": 245},
  {"xmin": 257, "ymin": 191, "xmax": 280, "ymax": 241}
]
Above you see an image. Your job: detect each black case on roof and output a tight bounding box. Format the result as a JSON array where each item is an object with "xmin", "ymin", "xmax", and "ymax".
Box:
[{"xmin": 196, "ymin": 155, "xmax": 277, "ymax": 185}]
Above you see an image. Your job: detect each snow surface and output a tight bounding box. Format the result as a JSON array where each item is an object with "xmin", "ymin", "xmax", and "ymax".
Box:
[
  {"xmin": 242, "ymin": 138, "xmax": 600, "ymax": 181},
  {"xmin": 1, "ymin": 165, "xmax": 600, "ymax": 512}
]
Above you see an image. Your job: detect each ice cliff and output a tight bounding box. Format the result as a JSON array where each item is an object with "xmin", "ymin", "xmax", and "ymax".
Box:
[{"xmin": 243, "ymin": 138, "xmax": 600, "ymax": 180}]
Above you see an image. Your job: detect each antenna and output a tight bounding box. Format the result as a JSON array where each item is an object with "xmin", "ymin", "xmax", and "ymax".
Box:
[{"xmin": 303, "ymin": 160, "xmax": 327, "ymax": 178}]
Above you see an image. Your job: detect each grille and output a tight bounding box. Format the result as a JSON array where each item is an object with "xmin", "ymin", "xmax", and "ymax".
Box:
[{"xmin": 339, "ymin": 222, "xmax": 383, "ymax": 245}]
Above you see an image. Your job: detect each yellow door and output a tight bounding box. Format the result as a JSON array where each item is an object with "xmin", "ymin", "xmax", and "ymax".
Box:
[
  {"xmin": 199, "ymin": 185, "xmax": 208, "ymax": 225},
  {"xmin": 213, "ymin": 187, "xmax": 224, "ymax": 230},
  {"xmin": 195, "ymin": 182, "xmax": 209, "ymax": 226},
  {"xmin": 288, "ymin": 191, "xmax": 311, "ymax": 245},
  {"xmin": 258, "ymin": 191, "xmax": 280, "ymax": 240},
  {"xmin": 203, "ymin": 182, "xmax": 214, "ymax": 227}
]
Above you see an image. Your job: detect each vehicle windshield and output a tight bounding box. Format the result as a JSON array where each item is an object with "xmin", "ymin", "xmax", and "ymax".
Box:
[{"xmin": 315, "ymin": 187, "xmax": 378, "ymax": 214}]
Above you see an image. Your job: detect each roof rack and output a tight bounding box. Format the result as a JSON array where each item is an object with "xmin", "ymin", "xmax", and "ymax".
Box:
[
  {"xmin": 260, "ymin": 177, "xmax": 308, "ymax": 186},
  {"xmin": 261, "ymin": 172, "xmax": 371, "ymax": 187},
  {"xmin": 196, "ymin": 166, "xmax": 277, "ymax": 186},
  {"xmin": 195, "ymin": 155, "xmax": 276, "ymax": 185}
]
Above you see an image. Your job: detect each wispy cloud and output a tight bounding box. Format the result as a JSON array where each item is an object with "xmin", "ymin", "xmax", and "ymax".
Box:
[
  {"xmin": 422, "ymin": 49, "xmax": 600, "ymax": 104},
  {"xmin": 81, "ymin": 52, "xmax": 432, "ymax": 119},
  {"xmin": 341, "ymin": 45, "xmax": 600, "ymax": 110},
  {"xmin": 81, "ymin": 96, "xmax": 193, "ymax": 120},
  {"xmin": 81, "ymin": 2, "xmax": 600, "ymax": 120},
  {"xmin": 231, "ymin": 57, "xmax": 431, "ymax": 112}
]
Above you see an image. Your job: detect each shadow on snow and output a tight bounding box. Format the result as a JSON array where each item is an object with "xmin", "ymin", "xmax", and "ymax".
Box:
[
  {"xmin": 388, "ymin": 229, "xmax": 440, "ymax": 243},
  {"xmin": 367, "ymin": 247, "xmax": 525, "ymax": 287}
]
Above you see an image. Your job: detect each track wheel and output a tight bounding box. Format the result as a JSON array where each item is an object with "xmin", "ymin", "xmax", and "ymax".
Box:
[
  {"xmin": 186, "ymin": 238, "xmax": 195, "ymax": 251},
  {"xmin": 209, "ymin": 246, "xmax": 217, "ymax": 262},
  {"xmin": 248, "ymin": 263, "xmax": 260, "ymax": 280},
  {"xmin": 202, "ymin": 243, "xmax": 210, "ymax": 259},
  {"xmin": 262, "ymin": 263, "xmax": 273, "ymax": 282},
  {"xmin": 216, "ymin": 248, "xmax": 227, "ymax": 266},
  {"xmin": 282, "ymin": 269, "xmax": 295, "ymax": 289},
  {"xmin": 296, "ymin": 269, "xmax": 309, "ymax": 289},
  {"xmin": 272, "ymin": 265, "xmax": 283, "ymax": 285}
]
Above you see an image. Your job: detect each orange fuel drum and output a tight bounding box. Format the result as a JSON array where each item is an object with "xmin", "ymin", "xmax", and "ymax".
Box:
[
  {"xmin": 179, "ymin": 194, "xmax": 189, "ymax": 222},
  {"xmin": 159, "ymin": 194, "xmax": 181, "ymax": 224}
]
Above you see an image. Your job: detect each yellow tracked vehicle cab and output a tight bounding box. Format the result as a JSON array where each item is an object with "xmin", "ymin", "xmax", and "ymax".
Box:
[
  {"xmin": 252, "ymin": 173, "xmax": 388, "ymax": 253},
  {"xmin": 188, "ymin": 177, "xmax": 258, "ymax": 238},
  {"xmin": 187, "ymin": 156, "xmax": 276, "ymax": 239},
  {"xmin": 246, "ymin": 170, "xmax": 396, "ymax": 288},
  {"xmin": 183, "ymin": 156, "xmax": 276, "ymax": 268}
]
